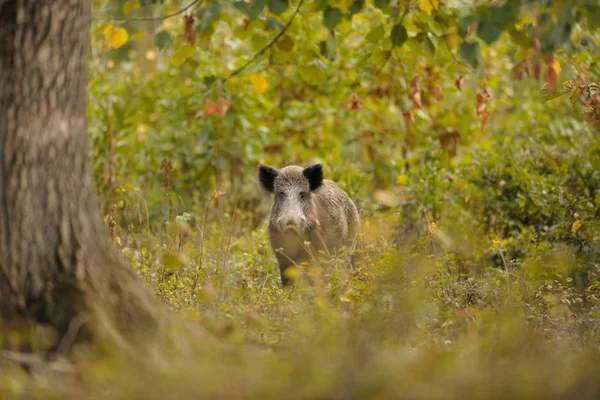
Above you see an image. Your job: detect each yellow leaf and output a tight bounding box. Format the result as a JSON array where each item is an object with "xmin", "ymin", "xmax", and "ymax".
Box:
[
  {"xmin": 396, "ymin": 174, "xmax": 409, "ymax": 185},
  {"xmin": 170, "ymin": 44, "xmax": 196, "ymax": 66},
  {"xmin": 328, "ymin": 0, "xmax": 353, "ymax": 13},
  {"xmin": 571, "ymin": 219, "xmax": 583, "ymax": 233},
  {"xmin": 213, "ymin": 189, "xmax": 226, "ymax": 199},
  {"xmin": 104, "ymin": 25, "xmax": 129, "ymax": 49},
  {"xmin": 553, "ymin": 59, "xmax": 561, "ymax": 74},
  {"xmin": 122, "ymin": 0, "xmax": 141, "ymax": 15},
  {"xmin": 251, "ymin": 74, "xmax": 269, "ymax": 94},
  {"xmin": 515, "ymin": 15, "xmax": 533, "ymax": 31},
  {"xmin": 419, "ymin": 0, "xmax": 439, "ymax": 15}
]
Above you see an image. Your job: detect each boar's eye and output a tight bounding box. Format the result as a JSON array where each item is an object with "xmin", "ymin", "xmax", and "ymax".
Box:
[
  {"xmin": 299, "ymin": 192, "xmax": 308, "ymax": 200},
  {"xmin": 276, "ymin": 191, "xmax": 286, "ymax": 198}
]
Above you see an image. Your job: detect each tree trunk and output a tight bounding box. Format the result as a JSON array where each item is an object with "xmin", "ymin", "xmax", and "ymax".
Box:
[{"xmin": 0, "ymin": 1, "xmax": 158, "ymax": 350}]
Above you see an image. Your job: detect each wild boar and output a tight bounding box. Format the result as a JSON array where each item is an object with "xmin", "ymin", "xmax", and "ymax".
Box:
[{"xmin": 258, "ymin": 164, "xmax": 360, "ymax": 286}]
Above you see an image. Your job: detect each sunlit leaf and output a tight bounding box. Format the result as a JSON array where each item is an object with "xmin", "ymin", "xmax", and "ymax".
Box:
[
  {"xmin": 251, "ymin": 74, "xmax": 269, "ymax": 94},
  {"xmin": 319, "ymin": 31, "xmax": 337, "ymax": 61},
  {"xmin": 571, "ymin": 219, "xmax": 584, "ymax": 233},
  {"xmin": 419, "ymin": 0, "xmax": 438, "ymax": 15},
  {"xmin": 104, "ymin": 25, "xmax": 129, "ymax": 49},
  {"xmin": 276, "ymin": 35, "xmax": 295, "ymax": 52},
  {"xmin": 122, "ymin": 0, "xmax": 141, "ymax": 15},
  {"xmin": 298, "ymin": 64, "xmax": 326, "ymax": 86},
  {"xmin": 396, "ymin": 175, "xmax": 409, "ymax": 185},
  {"xmin": 366, "ymin": 24, "xmax": 385, "ymax": 43}
]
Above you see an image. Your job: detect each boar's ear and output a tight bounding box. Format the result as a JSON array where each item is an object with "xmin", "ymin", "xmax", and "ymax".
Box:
[
  {"xmin": 303, "ymin": 164, "xmax": 323, "ymax": 191},
  {"xmin": 258, "ymin": 164, "xmax": 278, "ymax": 193}
]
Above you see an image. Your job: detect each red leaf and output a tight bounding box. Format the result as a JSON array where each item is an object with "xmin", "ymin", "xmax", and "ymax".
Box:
[
  {"xmin": 216, "ymin": 97, "xmax": 231, "ymax": 115},
  {"xmin": 412, "ymin": 90, "xmax": 422, "ymax": 108},
  {"xmin": 480, "ymin": 109, "xmax": 491, "ymax": 130},
  {"xmin": 243, "ymin": 18, "xmax": 251, "ymax": 29},
  {"xmin": 434, "ymin": 85, "xmax": 444, "ymax": 101},
  {"xmin": 544, "ymin": 54, "xmax": 558, "ymax": 89},
  {"xmin": 544, "ymin": 66, "xmax": 557, "ymax": 89},
  {"xmin": 184, "ymin": 15, "xmax": 196, "ymax": 45},
  {"xmin": 513, "ymin": 70, "xmax": 524, "ymax": 81},
  {"xmin": 204, "ymin": 100, "xmax": 217, "ymax": 116},
  {"xmin": 483, "ymin": 88, "xmax": 492, "ymax": 101},
  {"xmin": 350, "ymin": 95, "xmax": 362, "ymax": 111},
  {"xmin": 412, "ymin": 75, "xmax": 422, "ymax": 92},
  {"xmin": 523, "ymin": 59, "xmax": 531, "ymax": 76},
  {"xmin": 403, "ymin": 111, "xmax": 415, "ymax": 123},
  {"xmin": 455, "ymin": 75, "xmax": 464, "ymax": 91},
  {"xmin": 476, "ymin": 93, "xmax": 487, "ymax": 116}
]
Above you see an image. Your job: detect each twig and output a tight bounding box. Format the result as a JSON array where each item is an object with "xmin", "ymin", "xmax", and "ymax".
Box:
[
  {"xmin": 434, "ymin": 19, "xmax": 487, "ymax": 84},
  {"xmin": 418, "ymin": 201, "xmax": 437, "ymax": 258},
  {"xmin": 374, "ymin": 2, "xmax": 412, "ymax": 76},
  {"xmin": 189, "ymin": 186, "xmax": 220, "ymax": 303},
  {"xmin": 347, "ymin": 0, "xmax": 413, "ymax": 90},
  {"xmin": 94, "ymin": 0, "xmax": 201, "ymax": 22},
  {"xmin": 223, "ymin": 0, "xmax": 306, "ymax": 82}
]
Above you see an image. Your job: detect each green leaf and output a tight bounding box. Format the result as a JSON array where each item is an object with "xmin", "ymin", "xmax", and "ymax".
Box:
[
  {"xmin": 374, "ymin": 0, "xmax": 390, "ymax": 10},
  {"xmin": 196, "ymin": 2, "xmax": 223, "ymax": 31},
  {"xmin": 366, "ymin": 24, "xmax": 385, "ymax": 43},
  {"xmin": 460, "ymin": 40, "xmax": 481, "ymax": 68},
  {"xmin": 203, "ymin": 75, "xmax": 216, "ymax": 86},
  {"xmin": 349, "ymin": 0, "xmax": 364, "ymax": 15},
  {"xmin": 154, "ymin": 30, "xmax": 174, "ymax": 50},
  {"xmin": 162, "ymin": 252, "xmax": 186, "ymax": 270},
  {"xmin": 319, "ymin": 31, "xmax": 337, "ymax": 61},
  {"xmin": 298, "ymin": 64, "xmax": 326, "ymax": 86},
  {"xmin": 251, "ymin": 34, "xmax": 269, "ymax": 51},
  {"xmin": 391, "ymin": 24, "xmax": 408, "ymax": 47},
  {"xmin": 276, "ymin": 35, "xmax": 295, "ymax": 52},
  {"xmin": 477, "ymin": 19, "xmax": 503, "ymax": 44},
  {"xmin": 491, "ymin": 2, "xmax": 518, "ymax": 29},
  {"xmin": 457, "ymin": 15, "xmax": 476, "ymax": 38},
  {"xmin": 323, "ymin": 7, "xmax": 343, "ymax": 30},
  {"xmin": 569, "ymin": 86, "xmax": 583, "ymax": 107},
  {"xmin": 268, "ymin": 0, "xmax": 288, "ymax": 15},
  {"xmin": 541, "ymin": 23, "xmax": 572, "ymax": 54},
  {"xmin": 266, "ymin": 17, "xmax": 284, "ymax": 30},
  {"xmin": 234, "ymin": 0, "xmax": 266, "ymax": 20},
  {"xmin": 416, "ymin": 32, "xmax": 436, "ymax": 55},
  {"xmin": 539, "ymin": 84, "xmax": 563, "ymax": 102}
]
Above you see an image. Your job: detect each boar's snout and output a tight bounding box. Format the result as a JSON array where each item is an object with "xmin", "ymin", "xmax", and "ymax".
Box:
[{"xmin": 276, "ymin": 213, "xmax": 308, "ymax": 233}]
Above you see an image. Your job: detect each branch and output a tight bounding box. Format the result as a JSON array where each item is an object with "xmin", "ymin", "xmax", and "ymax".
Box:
[
  {"xmin": 348, "ymin": 0, "xmax": 414, "ymax": 88},
  {"xmin": 93, "ymin": 0, "xmax": 201, "ymax": 22},
  {"xmin": 223, "ymin": 0, "xmax": 305, "ymax": 82}
]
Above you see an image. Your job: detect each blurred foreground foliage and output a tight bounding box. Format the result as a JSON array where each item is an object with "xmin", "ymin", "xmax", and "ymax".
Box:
[{"xmin": 2, "ymin": 0, "xmax": 600, "ymax": 398}]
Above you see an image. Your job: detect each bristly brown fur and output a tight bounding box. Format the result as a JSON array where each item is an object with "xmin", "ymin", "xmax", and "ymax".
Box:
[{"xmin": 258, "ymin": 164, "xmax": 360, "ymax": 286}]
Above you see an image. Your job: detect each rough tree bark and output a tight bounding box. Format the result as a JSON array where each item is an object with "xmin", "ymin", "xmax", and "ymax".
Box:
[{"xmin": 0, "ymin": 1, "xmax": 159, "ymax": 350}]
